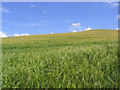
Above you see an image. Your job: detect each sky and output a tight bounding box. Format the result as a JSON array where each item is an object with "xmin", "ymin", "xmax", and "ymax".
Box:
[{"xmin": 1, "ymin": 2, "xmax": 118, "ymax": 37}]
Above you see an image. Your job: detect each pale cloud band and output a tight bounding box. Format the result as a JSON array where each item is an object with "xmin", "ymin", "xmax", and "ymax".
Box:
[
  {"xmin": 2, "ymin": 0, "xmax": 119, "ymax": 2},
  {"xmin": 0, "ymin": 31, "xmax": 8, "ymax": 38},
  {"xmin": 13, "ymin": 33, "xmax": 30, "ymax": 37},
  {"xmin": 0, "ymin": 31, "xmax": 30, "ymax": 38}
]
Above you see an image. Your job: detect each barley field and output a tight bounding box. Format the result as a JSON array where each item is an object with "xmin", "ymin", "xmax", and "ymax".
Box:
[{"xmin": 1, "ymin": 30, "xmax": 119, "ymax": 88}]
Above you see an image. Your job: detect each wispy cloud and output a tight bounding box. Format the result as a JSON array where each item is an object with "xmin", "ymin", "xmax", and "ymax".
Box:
[
  {"xmin": 107, "ymin": 2, "xmax": 118, "ymax": 7},
  {"xmin": 68, "ymin": 22, "xmax": 84, "ymax": 32},
  {"xmin": 111, "ymin": 3, "xmax": 118, "ymax": 7},
  {"xmin": 3, "ymin": 20, "xmax": 23, "ymax": 26},
  {"xmin": 72, "ymin": 23, "xmax": 81, "ymax": 26},
  {"xmin": 2, "ymin": 8, "xmax": 10, "ymax": 13},
  {"xmin": 25, "ymin": 23, "xmax": 42, "ymax": 26},
  {"xmin": 30, "ymin": 4, "xmax": 35, "ymax": 8},
  {"xmin": 42, "ymin": 10, "xmax": 48, "ymax": 13},
  {"xmin": 4, "ymin": 20, "xmax": 42, "ymax": 27},
  {"xmin": 106, "ymin": 0, "xmax": 119, "ymax": 3}
]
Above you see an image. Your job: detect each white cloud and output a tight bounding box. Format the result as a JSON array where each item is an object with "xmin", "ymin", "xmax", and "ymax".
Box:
[
  {"xmin": 72, "ymin": 23, "xmax": 81, "ymax": 26},
  {"xmin": 116, "ymin": 28, "xmax": 119, "ymax": 30},
  {"xmin": 13, "ymin": 33, "xmax": 30, "ymax": 37},
  {"xmin": 50, "ymin": 32, "xmax": 53, "ymax": 34},
  {"xmin": 42, "ymin": 10, "xmax": 47, "ymax": 13},
  {"xmin": 85, "ymin": 27, "xmax": 92, "ymax": 31},
  {"xmin": 0, "ymin": 31, "xmax": 8, "ymax": 38},
  {"xmin": 13, "ymin": 34, "xmax": 20, "ymax": 36},
  {"xmin": 2, "ymin": 8, "xmax": 10, "ymax": 13},
  {"xmin": 21, "ymin": 34, "xmax": 30, "ymax": 36},
  {"xmin": 72, "ymin": 30, "xmax": 77, "ymax": 32}
]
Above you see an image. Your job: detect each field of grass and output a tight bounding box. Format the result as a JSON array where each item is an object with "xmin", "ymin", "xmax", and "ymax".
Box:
[{"xmin": 2, "ymin": 30, "xmax": 119, "ymax": 88}]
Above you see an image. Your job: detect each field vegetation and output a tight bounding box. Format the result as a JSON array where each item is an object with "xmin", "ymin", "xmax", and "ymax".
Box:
[{"xmin": 2, "ymin": 30, "xmax": 119, "ymax": 88}]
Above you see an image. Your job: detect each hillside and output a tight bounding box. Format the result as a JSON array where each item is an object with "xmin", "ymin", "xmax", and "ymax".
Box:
[{"xmin": 2, "ymin": 30, "xmax": 119, "ymax": 88}]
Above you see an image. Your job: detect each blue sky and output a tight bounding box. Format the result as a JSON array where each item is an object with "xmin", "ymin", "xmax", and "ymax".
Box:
[{"xmin": 1, "ymin": 2, "xmax": 118, "ymax": 37}]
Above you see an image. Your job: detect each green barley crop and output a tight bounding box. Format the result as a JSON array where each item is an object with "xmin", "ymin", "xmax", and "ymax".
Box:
[{"xmin": 1, "ymin": 30, "xmax": 119, "ymax": 88}]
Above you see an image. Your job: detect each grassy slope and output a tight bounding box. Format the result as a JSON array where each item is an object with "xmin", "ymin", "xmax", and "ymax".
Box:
[{"xmin": 2, "ymin": 30, "xmax": 119, "ymax": 88}]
